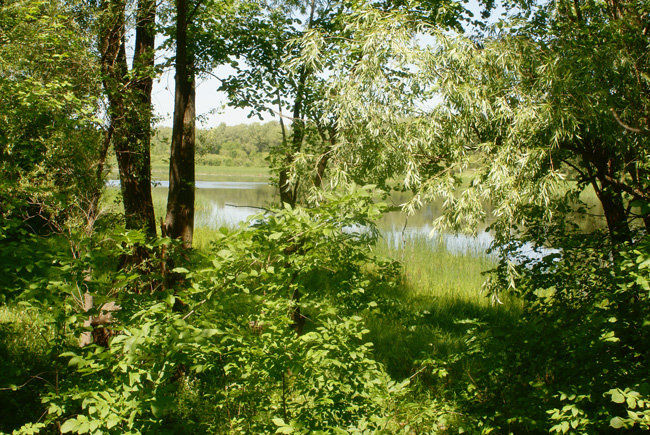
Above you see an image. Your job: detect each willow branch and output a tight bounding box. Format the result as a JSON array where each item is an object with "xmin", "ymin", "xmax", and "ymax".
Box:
[{"xmin": 610, "ymin": 108, "xmax": 644, "ymax": 134}]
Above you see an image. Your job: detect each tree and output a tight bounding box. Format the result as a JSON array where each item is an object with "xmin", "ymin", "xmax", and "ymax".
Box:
[
  {"xmin": 0, "ymin": 0, "xmax": 104, "ymax": 235},
  {"xmin": 426, "ymin": 0, "xmax": 650, "ymax": 245},
  {"xmin": 309, "ymin": 0, "xmax": 649, "ymax": 249},
  {"xmin": 163, "ymin": 0, "xmax": 241, "ymax": 247},
  {"xmin": 98, "ymin": 0, "xmax": 157, "ymax": 238},
  {"xmin": 164, "ymin": 0, "xmax": 196, "ymax": 248},
  {"xmin": 217, "ymin": 0, "xmax": 344, "ymax": 206},
  {"xmin": 219, "ymin": 0, "xmax": 475, "ymax": 207}
]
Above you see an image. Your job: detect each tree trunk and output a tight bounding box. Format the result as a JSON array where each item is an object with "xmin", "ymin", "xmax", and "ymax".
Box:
[
  {"xmin": 99, "ymin": 0, "xmax": 157, "ymax": 238},
  {"xmin": 114, "ymin": 129, "xmax": 156, "ymax": 236},
  {"xmin": 278, "ymin": 68, "xmax": 308, "ymax": 207},
  {"xmin": 313, "ymin": 152, "xmax": 329, "ymax": 190},
  {"xmin": 313, "ymin": 128, "xmax": 335, "ymax": 189},
  {"xmin": 86, "ymin": 125, "xmax": 113, "ymax": 231},
  {"xmin": 127, "ymin": 0, "xmax": 157, "ymax": 237},
  {"xmin": 596, "ymin": 184, "xmax": 631, "ymax": 245},
  {"xmin": 165, "ymin": 0, "xmax": 195, "ymax": 249}
]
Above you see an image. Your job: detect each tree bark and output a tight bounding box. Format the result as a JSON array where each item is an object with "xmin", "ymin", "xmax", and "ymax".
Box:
[
  {"xmin": 313, "ymin": 126, "xmax": 335, "ymax": 189},
  {"xmin": 278, "ymin": 68, "xmax": 308, "ymax": 207},
  {"xmin": 128, "ymin": 0, "xmax": 157, "ymax": 236},
  {"xmin": 165, "ymin": 0, "xmax": 195, "ymax": 249},
  {"xmin": 596, "ymin": 184, "xmax": 631, "ymax": 245},
  {"xmin": 87, "ymin": 125, "xmax": 113, "ymax": 228},
  {"xmin": 99, "ymin": 0, "xmax": 157, "ymax": 238},
  {"xmin": 277, "ymin": 0, "xmax": 317, "ymax": 207}
]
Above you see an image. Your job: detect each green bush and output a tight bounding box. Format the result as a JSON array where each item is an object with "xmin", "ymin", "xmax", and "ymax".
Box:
[
  {"xmin": 10, "ymin": 188, "xmax": 429, "ymax": 434},
  {"xmin": 422, "ymin": 232, "xmax": 650, "ymax": 432}
]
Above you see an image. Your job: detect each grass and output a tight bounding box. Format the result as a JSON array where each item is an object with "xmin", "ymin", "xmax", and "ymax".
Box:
[
  {"xmin": 366, "ymin": 233, "xmax": 522, "ymax": 380},
  {"xmin": 107, "ymin": 158, "xmax": 270, "ymax": 182},
  {"xmin": 0, "ymin": 306, "xmax": 59, "ymax": 432},
  {"xmin": 375, "ymin": 234, "xmax": 495, "ymax": 304}
]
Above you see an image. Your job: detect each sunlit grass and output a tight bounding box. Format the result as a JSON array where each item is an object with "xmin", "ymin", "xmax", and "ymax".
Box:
[
  {"xmin": 107, "ymin": 162, "xmax": 270, "ymax": 182},
  {"xmin": 376, "ymin": 234, "xmax": 495, "ymax": 304},
  {"xmin": 366, "ymin": 233, "xmax": 522, "ymax": 380}
]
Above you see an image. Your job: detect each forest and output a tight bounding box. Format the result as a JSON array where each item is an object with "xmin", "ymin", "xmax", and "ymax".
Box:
[
  {"xmin": 1, "ymin": 0, "xmax": 649, "ymax": 432},
  {"xmin": 151, "ymin": 123, "xmax": 282, "ymax": 168}
]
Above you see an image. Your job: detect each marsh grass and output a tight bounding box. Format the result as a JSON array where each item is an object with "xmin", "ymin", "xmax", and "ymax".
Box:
[
  {"xmin": 376, "ymin": 234, "xmax": 494, "ymax": 303},
  {"xmin": 366, "ymin": 233, "xmax": 522, "ymax": 381},
  {"xmin": 100, "ymin": 185, "xmax": 229, "ymax": 234}
]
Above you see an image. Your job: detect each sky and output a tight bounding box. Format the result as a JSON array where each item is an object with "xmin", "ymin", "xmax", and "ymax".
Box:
[
  {"xmin": 151, "ymin": 0, "xmax": 504, "ymax": 128},
  {"xmin": 151, "ymin": 65, "xmax": 274, "ymax": 128}
]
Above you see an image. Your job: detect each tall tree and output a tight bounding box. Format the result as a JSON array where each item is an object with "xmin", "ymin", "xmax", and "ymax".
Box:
[
  {"xmin": 162, "ymin": 0, "xmax": 240, "ymax": 247},
  {"xmin": 218, "ymin": 0, "xmax": 342, "ymax": 207},
  {"xmin": 219, "ymin": 0, "xmax": 471, "ymax": 207},
  {"xmin": 310, "ymin": 0, "xmax": 650, "ymax": 248},
  {"xmin": 164, "ymin": 0, "xmax": 196, "ymax": 248},
  {"xmin": 0, "ymin": 0, "xmax": 103, "ymax": 235},
  {"xmin": 98, "ymin": 0, "xmax": 157, "ymax": 238}
]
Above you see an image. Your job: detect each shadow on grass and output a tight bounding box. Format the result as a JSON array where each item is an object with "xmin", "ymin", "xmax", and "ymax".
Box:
[
  {"xmin": 0, "ymin": 308, "xmax": 58, "ymax": 433},
  {"xmin": 364, "ymin": 281, "xmax": 561, "ymax": 433},
  {"xmin": 365, "ymin": 282, "xmax": 522, "ymax": 381}
]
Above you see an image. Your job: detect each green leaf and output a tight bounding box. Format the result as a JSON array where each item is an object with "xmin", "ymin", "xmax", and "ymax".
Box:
[
  {"xmin": 276, "ymin": 427, "xmax": 294, "ymax": 434},
  {"xmin": 611, "ymin": 389, "xmax": 625, "ymax": 403},
  {"xmin": 560, "ymin": 421, "xmax": 569, "ymax": 433},
  {"xmin": 272, "ymin": 417, "xmax": 287, "ymax": 427},
  {"xmin": 600, "ymin": 331, "xmax": 620, "ymax": 342},
  {"xmin": 60, "ymin": 419, "xmax": 78, "ymax": 433},
  {"xmin": 610, "ymin": 417, "xmax": 625, "ymax": 429}
]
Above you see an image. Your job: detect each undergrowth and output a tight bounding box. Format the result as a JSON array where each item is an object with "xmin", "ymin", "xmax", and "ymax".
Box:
[{"xmin": 1, "ymin": 190, "xmax": 648, "ymax": 433}]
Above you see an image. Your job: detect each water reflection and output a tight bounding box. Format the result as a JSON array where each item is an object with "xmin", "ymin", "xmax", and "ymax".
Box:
[
  {"xmin": 383, "ymin": 226, "xmax": 493, "ymax": 256},
  {"xmin": 147, "ymin": 180, "xmax": 276, "ymax": 229},
  {"xmin": 196, "ymin": 203, "xmax": 262, "ymax": 229},
  {"xmin": 190, "ymin": 181, "xmax": 495, "ymax": 255},
  {"xmin": 108, "ymin": 179, "xmax": 268, "ymax": 190},
  {"xmin": 108, "ymin": 179, "xmax": 603, "ymax": 256}
]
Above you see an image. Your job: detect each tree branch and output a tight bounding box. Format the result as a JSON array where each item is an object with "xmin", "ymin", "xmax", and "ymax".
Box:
[{"xmin": 610, "ymin": 108, "xmax": 644, "ymax": 134}]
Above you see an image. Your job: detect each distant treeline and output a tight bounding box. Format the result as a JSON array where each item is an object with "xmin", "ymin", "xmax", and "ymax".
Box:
[{"xmin": 152, "ymin": 121, "xmax": 282, "ymax": 167}]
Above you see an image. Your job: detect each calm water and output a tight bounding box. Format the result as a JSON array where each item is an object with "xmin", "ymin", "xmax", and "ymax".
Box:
[
  {"xmin": 109, "ymin": 178, "xmax": 604, "ymax": 256},
  {"xmin": 150, "ymin": 179, "xmax": 494, "ymax": 255}
]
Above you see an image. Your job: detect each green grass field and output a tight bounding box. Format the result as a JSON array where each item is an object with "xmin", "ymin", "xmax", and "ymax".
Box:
[{"xmin": 108, "ymin": 159, "xmax": 270, "ymax": 182}]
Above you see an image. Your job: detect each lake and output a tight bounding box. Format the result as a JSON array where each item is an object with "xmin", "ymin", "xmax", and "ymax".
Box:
[
  {"xmin": 108, "ymin": 178, "xmax": 604, "ymax": 257},
  {"xmin": 164, "ymin": 179, "xmax": 493, "ymax": 255}
]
